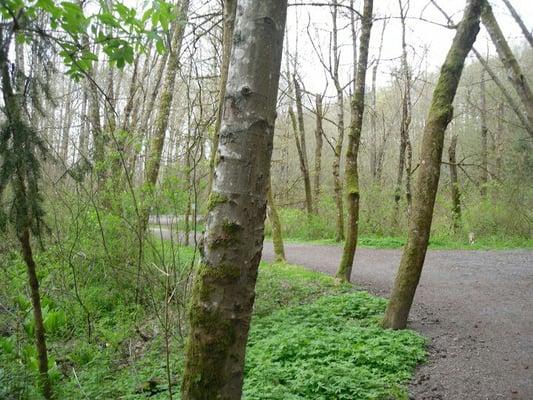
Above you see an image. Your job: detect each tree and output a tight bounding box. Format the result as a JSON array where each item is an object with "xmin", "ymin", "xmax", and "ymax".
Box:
[
  {"xmin": 382, "ymin": 0, "xmax": 483, "ymax": 330},
  {"xmin": 481, "ymin": 1, "xmax": 533, "ymax": 137},
  {"xmin": 207, "ymin": 0, "xmax": 237, "ymax": 194},
  {"xmin": 448, "ymin": 131, "xmax": 462, "ymax": 232},
  {"xmin": 313, "ymin": 93, "xmax": 324, "ymax": 213},
  {"xmin": 501, "ymin": 0, "xmax": 533, "ymax": 48},
  {"xmin": 181, "ymin": 1, "xmax": 288, "ymax": 398},
  {"xmin": 267, "ymin": 184, "xmax": 286, "ymax": 263},
  {"xmin": 336, "ymin": 0, "xmax": 373, "ymax": 282}
]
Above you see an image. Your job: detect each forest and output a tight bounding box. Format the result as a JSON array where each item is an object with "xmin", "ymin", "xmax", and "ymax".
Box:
[{"xmin": 0, "ymin": 0, "xmax": 531, "ymax": 399}]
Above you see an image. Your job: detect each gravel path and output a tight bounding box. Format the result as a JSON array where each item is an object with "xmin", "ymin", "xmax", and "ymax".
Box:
[{"xmin": 261, "ymin": 242, "xmax": 533, "ymax": 400}]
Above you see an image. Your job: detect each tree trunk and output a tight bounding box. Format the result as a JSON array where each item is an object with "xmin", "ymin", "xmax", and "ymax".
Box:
[
  {"xmin": 294, "ymin": 77, "xmax": 313, "ymax": 216},
  {"xmin": 181, "ymin": 2, "xmax": 287, "ymax": 397},
  {"xmin": 331, "ymin": 0, "xmax": 345, "ymax": 241},
  {"xmin": 0, "ymin": 30, "xmax": 52, "ymax": 399},
  {"xmin": 60, "ymin": 80, "xmax": 73, "ymax": 162},
  {"xmin": 480, "ymin": 70, "xmax": 488, "ymax": 196},
  {"xmin": 382, "ymin": 0, "xmax": 483, "ymax": 330},
  {"xmin": 336, "ymin": 0, "xmax": 373, "ymax": 282},
  {"xmin": 472, "ymin": 47, "xmax": 533, "ymax": 138},
  {"xmin": 313, "ymin": 94, "xmax": 324, "ymax": 213},
  {"xmin": 482, "ymin": 2, "xmax": 533, "ymax": 136},
  {"xmin": 208, "ymin": 0, "xmax": 237, "ymax": 195},
  {"xmin": 267, "ymin": 185, "xmax": 286, "ymax": 262},
  {"xmin": 448, "ymin": 132, "xmax": 462, "ymax": 233},
  {"xmin": 141, "ymin": 0, "xmax": 190, "ymax": 231},
  {"xmin": 501, "ymin": 0, "xmax": 533, "ymax": 48}
]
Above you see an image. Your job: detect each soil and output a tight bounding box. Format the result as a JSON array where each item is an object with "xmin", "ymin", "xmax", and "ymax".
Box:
[{"xmin": 261, "ymin": 242, "xmax": 533, "ymax": 400}]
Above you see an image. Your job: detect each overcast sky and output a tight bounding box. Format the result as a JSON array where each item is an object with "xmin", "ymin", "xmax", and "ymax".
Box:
[{"xmin": 285, "ymin": 0, "xmax": 533, "ymax": 94}]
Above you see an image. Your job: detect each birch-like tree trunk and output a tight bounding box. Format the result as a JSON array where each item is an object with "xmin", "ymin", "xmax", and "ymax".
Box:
[
  {"xmin": 267, "ymin": 184, "xmax": 286, "ymax": 262},
  {"xmin": 336, "ymin": 0, "xmax": 373, "ymax": 282},
  {"xmin": 480, "ymin": 70, "xmax": 488, "ymax": 196},
  {"xmin": 382, "ymin": 0, "xmax": 483, "ymax": 330},
  {"xmin": 448, "ymin": 132, "xmax": 461, "ymax": 232},
  {"xmin": 181, "ymin": 1, "xmax": 287, "ymax": 397},
  {"xmin": 313, "ymin": 93, "xmax": 324, "ymax": 212}
]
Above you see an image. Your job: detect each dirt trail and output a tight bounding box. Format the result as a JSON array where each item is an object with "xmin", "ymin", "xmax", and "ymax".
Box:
[{"xmin": 261, "ymin": 242, "xmax": 533, "ymax": 400}]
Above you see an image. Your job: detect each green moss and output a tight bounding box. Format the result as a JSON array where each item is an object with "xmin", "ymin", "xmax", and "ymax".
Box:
[{"xmin": 206, "ymin": 192, "xmax": 229, "ymax": 212}]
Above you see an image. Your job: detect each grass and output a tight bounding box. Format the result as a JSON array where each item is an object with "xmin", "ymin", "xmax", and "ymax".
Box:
[
  {"xmin": 272, "ymin": 234, "xmax": 533, "ymax": 250},
  {"xmin": 1, "ymin": 242, "xmax": 426, "ymax": 399}
]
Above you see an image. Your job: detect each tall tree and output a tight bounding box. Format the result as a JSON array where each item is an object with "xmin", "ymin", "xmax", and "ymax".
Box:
[
  {"xmin": 313, "ymin": 93, "xmax": 324, "ymax": 213},
  {"xmin": 448, "ymin": 131, "xmax": 462, "ymax": 232},
  {"xmin": 141, "ymin": 0, "xmax": 190, "ymax": 231},
  {"xmin": 336, "ymin": 0, "xmax": 373, "ymax": 282},
  {"xmin": 480, "ymin": 69, "xmax": 488, "ymax": 196},
  {"xmin": 0, "ymin": 26, "xmax": 52, "ymax": 400},
  {"xmin": 181, "ymin": 1, "xmax": 288, "ymax": 398},
  {"xmin": 207, "ymin": 0, "xmax": 238, "ymax": 194},
  {"xmin": 382, "ymin": 0, "xmax": 483, "ymax": 329}
]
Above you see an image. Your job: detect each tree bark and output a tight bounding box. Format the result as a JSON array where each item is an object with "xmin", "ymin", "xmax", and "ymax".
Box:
[
  {"xmin": 501, "ymin": 0, "xmax": 533, "ymax": 48},
  {"xmin": 472, "ymin": 47, "xmax": 533, "ymax": 138},
  {"xmin": 181, "ymin": 1, "xmax": 287, "ymax": 398},
  {"xmin": 313, "ymin": 93, "xmax": 324, "ymax": 213},
  {"xmin": 448, "ymin": 132, "xmax": 462, "ymax": 232},
  {"xmin": 331, "ymin": 0, "xmax": 345, "ymax": 241},
  {"xmin": 336, "ymin": 0, "xmax": 373, "ymax": 282},
  {"xmin": 482, "ymin": 2, "xmax": 533, "ymax": 137},
  {"xmin": 141, "ymin": 0, "xmax": 190, "ymax": 231},
  {"xmin": 480, "ymin": 70, "xmax": 488, "ymax": 196},
  {"xmin": 382, "ymin": 0, "xmax": 483, "ymax": 330},
  {"xmin": 267, "ymin": 185, "xmax": 286, "ymax": 262},
  {"xmin": 293, "ymin": 77, "xmax": 313, "ymax": 216},
  {"xmin": 208, "ymin": 0, "xmax": 237, "ymax": 195}
]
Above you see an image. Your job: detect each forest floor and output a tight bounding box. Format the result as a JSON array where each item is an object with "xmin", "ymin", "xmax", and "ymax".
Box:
[{"xmin": 261, "ymin": 242, "xmax": 533, "ymax": 400}]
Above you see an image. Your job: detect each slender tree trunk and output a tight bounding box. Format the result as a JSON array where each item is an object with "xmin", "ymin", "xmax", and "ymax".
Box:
[
  {"xmin": 473, "ymin": 48, "xmax": 533, "ymax": 138},
  {"xmin": 208, "ymin": 0, "xmax": 237, "ymax": 195},
  {"xmin": 0, "ymin": 31, "xmax": 52, "ymax": 399},
  {"xmin": 448, "ymin": 132, "xmax": 462, "ymax": 233},
  {"xmin": 331, "ymin": 1, "xmax": 345, "ymax": 241},
  {"xmin": 60, "ymin": 80, "xmax": 73, "ymax": 162},
  {"xmin": 382, "ymin": 0, "xmax": 483, "ymax": 330},
  {"xmin": 267, "ymin": 185, "xmax": 286, "ymax": 262},
  {"xmin": 140, "ymin": 0, "xmax": 190, "ymax": 232},
  {"xmin": 369, "ymin": 18, "xmax": 386, "ymax": 182},
  {"xmin": 336, "ymin": 0, "xmax": 373, "ymax": 282},
  {"xmin": 313, "ymin": 94, "xmax": 324, "ymax": 213},
  {"xmin": 480, "ymin": 70, "xmax": 488, "ymax": 196},
  {"xmin": 495, "ymin": 101, "xmax": 503, "ymax": 177},
  {"xmin": 294, "ymin": 77, "xmax": 313, "ymax": 215},
  {"xmin": 501, "ymin": 0, "xmax": 533, "ymax": 48},
  {"xmin": 482, "ymin": 2, "xmax": 533, "ymax": 136},
  {"xmin": 181, "ymin": 2, "xmax": 287, "ymax": 397},
  {"xmin": 78, "ymin": 86, "xmax": 89, "ymax": 160}
]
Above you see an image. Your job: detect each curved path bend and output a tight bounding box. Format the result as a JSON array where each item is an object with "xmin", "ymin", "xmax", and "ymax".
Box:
[{"xmin": 261, "ymin": 242, "xmax": 533, "ymax": 400}]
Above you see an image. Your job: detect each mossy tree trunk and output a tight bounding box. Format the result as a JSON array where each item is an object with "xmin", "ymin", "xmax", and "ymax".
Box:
[
  {"xmin": 480, "ymin": 70, "xmax": 488, "ymax": 197},
  {"xmin": 336, "ymin": 0, "xmax": 373, "ymax": 282},
  {"xmin": 140, "ymin": 0, "xmax": 189, "ymax": 232},
  {"xmin": 481, "ymin": 1, "xmax": 533, "ymax": 137},
  {"xmin": 294, "ymin": 76, "xmax": 313, "ymax": 216},
  {"xmin": 267, "ymin": 184, "xmax": 286, "ymax": 263},
  {"xmin": 181, "ymin": 1, "xmax": 287, "ymax": 398},
  {"xmin": 382, "ymin": 0, "xmax": 483, "ymax": 330},
  {"xmin": 448, "ymin": 132, "xmax": 462, "ymax": 232},
  {"xmin": 313, "ymin": 93, "xmax": 324, "ymax": 213},
  {"xmin": 331, "ymin": 0, "xmax": 345, "ymax": 241},
  {"xmin": 207, "ymin": 0, "xmax": 237, "ymax": 195}
]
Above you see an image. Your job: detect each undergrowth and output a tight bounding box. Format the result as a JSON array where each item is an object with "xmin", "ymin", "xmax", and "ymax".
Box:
[{"xmin": 0, "ymin": 239, "xmax": 426, "ymax": 399}]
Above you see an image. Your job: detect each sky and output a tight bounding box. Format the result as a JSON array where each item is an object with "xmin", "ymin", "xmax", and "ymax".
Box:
[{"xmin": 285, "ymin": 0, "xmax": 533, "ymax": 94}]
